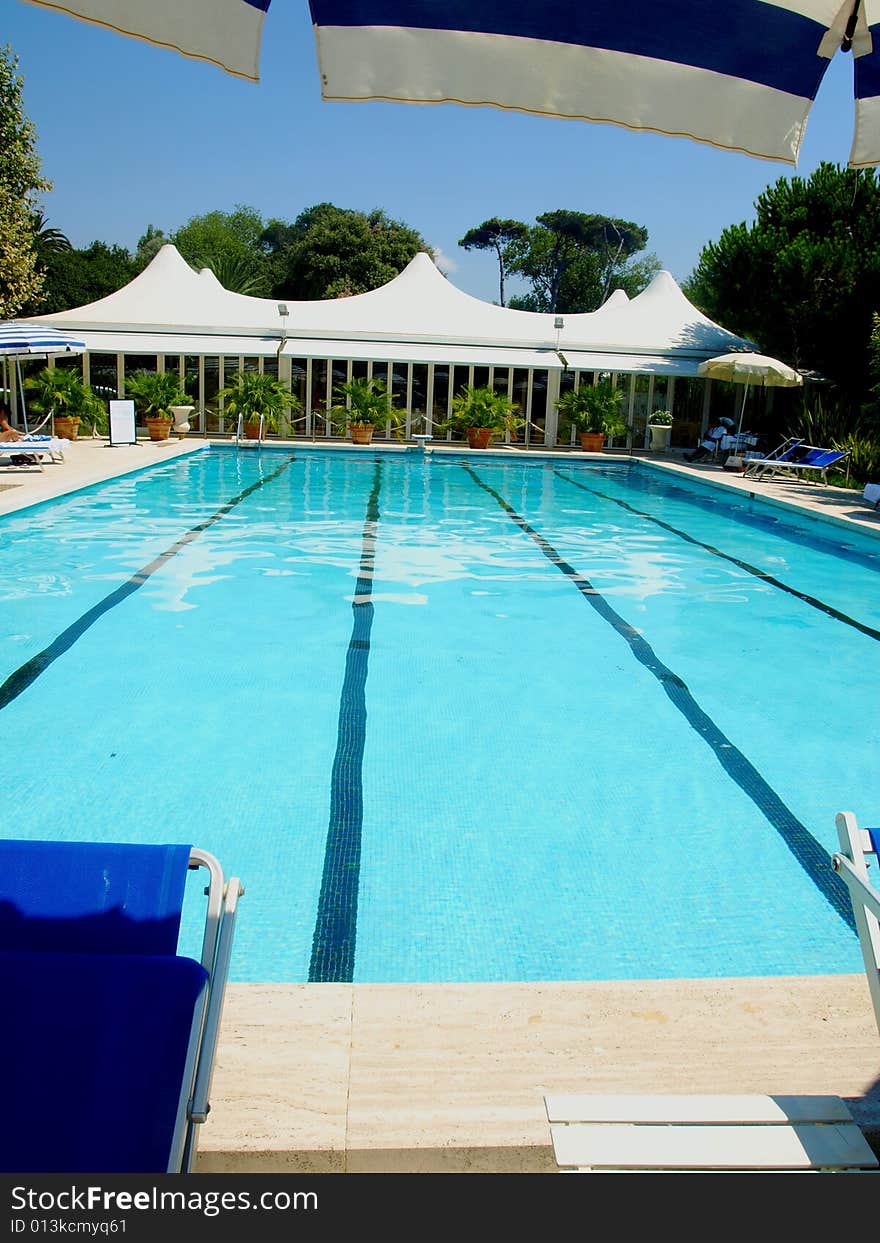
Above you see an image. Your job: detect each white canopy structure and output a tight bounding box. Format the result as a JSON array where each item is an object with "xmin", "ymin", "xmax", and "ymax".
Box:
[{"xmin": 28, "ymin": 244, "xmax": 752, "ymax": 447}]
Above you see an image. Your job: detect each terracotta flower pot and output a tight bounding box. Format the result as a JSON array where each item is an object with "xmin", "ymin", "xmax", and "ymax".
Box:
[
  {"xmin": 350, "ymin": 424, "xmax": 375, "ymax": 445},
  {"xmin": 145, "ymin": 416, "xmax": 172, "ymax": 442},
  {"xmin": 243, "ymin": 420, "xmax": 264, "ymax": 439},
  {"xmin": 579, "ymin": 432, "xmax": 606, "ymax": 452},
  {"xmin": 53, "ymin": 416, "xmax": 80, "ymax": 441},
  {"xmin": 467, "ymin": 427, "xmax": 493, "ymax": 449}
]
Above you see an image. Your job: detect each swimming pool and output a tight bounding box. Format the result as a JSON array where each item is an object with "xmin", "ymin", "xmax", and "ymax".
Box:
[{"xmin": 0, "ymin": 447, "xmax": 876, "ymax": 983}]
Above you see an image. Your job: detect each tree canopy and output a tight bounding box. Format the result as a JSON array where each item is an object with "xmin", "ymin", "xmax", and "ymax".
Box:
[
  {"xmin": 172, "ymin": 206, "xmax": 272, "ymax": 295},
  {"xmin": 685, "ymin": 163, "xmax": 880, "ymax": 404},
  {"xmin": 267, "ymin": 204, "xmax": 432, "ymax": 300},
  {"xmin": 0, "ymin": 44, "xmax": 50, "ymax": 316},
  {"xmin": 36, "ymin": 241, "xmax": 139, "ymax": 315},
  {"xmin": 496, "ymin": 210, "xmax": 656, "ymax": 313},
  {"xmin": 458, "ymin": 218, "xmax": 528, "ymax": 306}
]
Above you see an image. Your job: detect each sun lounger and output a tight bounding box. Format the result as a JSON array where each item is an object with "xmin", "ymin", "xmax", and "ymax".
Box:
[
  {"xmin": 863, "ymin": 483, "xmax": 880, "ymax": 509},
  {"xmin": 745, "ymin": 445, "xmax": 849, "ymax": 484},
  {"xmin": 832, "ymin": 812, "xmax": 880, "ymax": 1042},
  {"xmin": 0, "ymin": 435, "xmax": 69, "ymax": 470},
  {"xmin": 0, "ymin": 839, "xmax": 242, "ymax": 1173},
  {"xmin": 544, "ymin": 1094, "xmax": 878, "ymax": 1171}
]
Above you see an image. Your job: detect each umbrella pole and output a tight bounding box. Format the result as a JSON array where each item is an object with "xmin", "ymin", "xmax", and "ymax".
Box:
[
  {"xmin": 15, "ymin": 358, "xmax": 28, "ymax": 434},
  {"xmin": 737, "ymin": 380, "xmax": 749, "ymax": 439}
]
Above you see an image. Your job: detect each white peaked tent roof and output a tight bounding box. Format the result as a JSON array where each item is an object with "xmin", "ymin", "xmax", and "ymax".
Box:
[{"xmin": 32, "ymin": 244, "xmax": 752, "ymax": 373}]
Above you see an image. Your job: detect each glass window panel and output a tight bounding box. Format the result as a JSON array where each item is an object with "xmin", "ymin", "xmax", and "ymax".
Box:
[
  {"xmin": 451, "ymin": 365, "xmax": 471, "ymax": 401},
  {"xmin": 203, "ymin": 357, "xmax": 221, "ymax": 433},
  {"xmin": 391, "ymin": 363, "xmax": 408, "ymax": 406},
  {"xmin": 352, "ymin": 359, "xmax": 368, "ymax": 382},
  {"xmin": 630, "ymin": 374, "xmax": 650, "ymax": 445},
  {"xmin": 263, "ymin": 357, "xmax": 278, "ymax": 380},
  {"xmin": 411, "ymin": 364, "xmax": 428, "ymax": 417},
  {"xmin": 530, "ymin": 369, "xmax": 548, "ymax": 426},
  {"xmin": 311, "ymin": 362, "xmax": 328, "ymax": 433},
  {"xmin": 557, "ymin": 369, "xmax": 576, "ymax": 444},
  {"xmin": 331, "ymin": 360, "xmax": 348, "ymax": 403},
  {"xmin": 492, "ymin": 367, "xmax": 509, "ymax": 395},
  {"xmin": 432, "ymin": 365, "xmax": 449, "ymax": 419},
  {"xmin": 123, "ymin": 355, "xmax": 157, "ymax": 383},
  {"xmin": 289, "ymin": 360, "xmax": 307, "ymax": 436},
  {"xmin": 89, "ymin": 353, "xmax": 119, "ymax": 406},
  {"xmin": 473, "ymin": 365, "xmax": 489, "ymax": 390},
  {"xmin": 512, "ymin": 369, "xmax": 530, "ymax": 415}
]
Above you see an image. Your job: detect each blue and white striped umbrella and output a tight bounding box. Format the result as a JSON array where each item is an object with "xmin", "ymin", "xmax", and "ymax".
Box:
[
  {"xmin": 0, "ymin": 322, "xmax": 86, "ymax": 357},
  {"xmin": 0, "ymin": 322, "xmax": 86, "ymax": 433},
  {"xmin": 17, "ymin": 0, "xmax": 880, "ymax": 167}
]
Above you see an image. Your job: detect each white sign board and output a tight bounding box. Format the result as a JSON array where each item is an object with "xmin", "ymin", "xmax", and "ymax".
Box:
[{"xmin": 109, "ymin": 400, "xmax": 137, "ymax": 445}]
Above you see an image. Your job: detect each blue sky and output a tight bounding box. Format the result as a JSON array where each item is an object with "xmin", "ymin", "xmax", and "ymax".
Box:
[{"xmin": 6, "ymin": 2, "xmax": 867, "ymax": 303}]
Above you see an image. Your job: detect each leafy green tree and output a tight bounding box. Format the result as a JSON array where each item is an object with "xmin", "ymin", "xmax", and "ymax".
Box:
[
  {"xmin": 458, "ymin": 217, "xmax": 528, "ymax": 306},
  {"xmin": 134, "ymin": 224, "xmax": 168, "ymax": 271},
  {"xmin": 172, "ymin": 206, "xmax": 272, "ymax": 295},
  {"xmin": 269, "ymin": 204, "xmax": 432, "ymax": 300},
  {"xmin": 504, "ymin": 211, "xmax": 654, "ymax": 313},
  {"xmin": 0, "ymin": 45, "xmax": 51, "ymax": 316},
  {"xmin": 685, "ymin": 163, "xmax": 880, "ymax": 405},
  {"xmin": 36, "ymin": 241, "xmax": 138, "ymax": 314}
]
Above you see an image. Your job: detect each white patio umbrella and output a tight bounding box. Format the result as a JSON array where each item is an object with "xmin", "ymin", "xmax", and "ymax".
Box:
[
  {"xmin": 20, "ymin": 0, "xmax": 880, "ymax": 167},
  {"xmin": 697, "ymin": 351, "xmax": 803, "ymax": 439},
  {"xmin": 0, "ymin": 321, "xmax": 86, "ymax": 433}
]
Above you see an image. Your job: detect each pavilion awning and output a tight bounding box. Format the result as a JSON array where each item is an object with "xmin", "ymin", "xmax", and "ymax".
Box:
[
  {"xmin": 558, "ymin": 350, "xmax": 715, "ymax": 377},
  {"xmin": 280, "ymin": 339, "xmax": 565, "ymax": 369},
  {"xmin": 72, "ymin": 331, "xmax": 284, "ymax": 357}
]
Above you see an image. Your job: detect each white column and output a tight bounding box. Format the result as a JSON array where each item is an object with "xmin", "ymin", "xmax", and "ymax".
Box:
[{"xmin": 544, "ymin": 369, "xmax": 562, "ymax": 446}]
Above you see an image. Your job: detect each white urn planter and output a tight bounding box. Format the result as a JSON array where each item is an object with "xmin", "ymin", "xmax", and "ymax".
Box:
[
  {"xmin": 169, "ymin": 404, "xmax": 194, "ymax": 438},
  {"xmin": 648, "ymin": 423, "xmax": 672, "ymax": 451}
]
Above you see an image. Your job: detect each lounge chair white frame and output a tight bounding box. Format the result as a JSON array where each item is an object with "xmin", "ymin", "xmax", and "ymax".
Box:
[
  {"xmin": 180, "ymin": 848, "xmax": 244, "ymax": 1172},
  {"xmin": 745, "ymin": 446, "xmax": 849, "ymax": 484},
  {"xmin": 0, "ymin": 437, "xmax": 68, "ymax": 470},
  {"xmin": 832, "ymin": 811, "xmax": 880, "ymax": 1042}
]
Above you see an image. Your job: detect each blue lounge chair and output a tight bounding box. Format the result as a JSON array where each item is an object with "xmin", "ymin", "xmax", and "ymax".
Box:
[
  {"xmin": 0, "ymin": 840, "xmax": 242, "ymax": 1173},
  {"xmin": 742, "ymin": 437, "xmax": 803, "ymax": 478},
  {"xmin": 745, "ymin": 444, "xmax": 849, "ymax": 484}
]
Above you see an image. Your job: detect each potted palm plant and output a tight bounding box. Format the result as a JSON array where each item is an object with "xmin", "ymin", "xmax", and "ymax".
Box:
[
  {"xmin": 24, "ymin": 366, "xmax": 104, "ymax": 440},
  {"xmin": 556, "ymin": 381, "xmax": 628, "ymax": 451},
  {"xmin": 218, "ymin": 371, "xmax": 299, "ymax": 439},
  {"xmin": 125, "ymin": 370, "xmax": 191, "ymax": 441},
  {"xmin": 331, "ymin": 376, "xmax": 401, "ymax": 444},
  {"xmin": 444, "ymin": 384, "xmax": 523, "ymax": 448}
]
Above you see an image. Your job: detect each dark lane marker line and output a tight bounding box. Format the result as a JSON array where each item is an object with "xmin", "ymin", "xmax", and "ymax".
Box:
[
  {"xmin": 0, "ymin": 455, "xmax": 296, "ymax": 713},
  {"xmin": 309, "ymin": 458, "xmax": 383, "ymax": 982},
  {"xmin": 464, "ymin": 464, "xmax": 855, "ymax": 931},
  {"xmin": 554, "ymin": 467, "xmax": 880, "ymax": 643}
]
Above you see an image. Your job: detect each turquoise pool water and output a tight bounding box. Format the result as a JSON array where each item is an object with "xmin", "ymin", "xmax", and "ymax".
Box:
[{"xmin": 0, "ymin": 447, "xmax": 876, "ymax": 983}]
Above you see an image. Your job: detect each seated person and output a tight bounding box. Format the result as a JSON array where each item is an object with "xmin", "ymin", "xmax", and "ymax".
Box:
[
  {"xmin": 0, "ymin": 407, "xmax": 23, "ymax": 441},
  {"xmin": 684, "ymin": 417, "xmax": 734, "ymax": 462}
]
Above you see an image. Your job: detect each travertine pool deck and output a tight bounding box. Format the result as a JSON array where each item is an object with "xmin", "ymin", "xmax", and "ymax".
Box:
[
  {"xmin": 3, "ymin": 436, "xmax": 879, "ymax": 1171},
  {"xmin": 198, "ymin": 977, "xmax": 880, "ymax": 1173}
]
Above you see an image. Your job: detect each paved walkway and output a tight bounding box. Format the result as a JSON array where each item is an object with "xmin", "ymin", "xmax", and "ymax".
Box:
[{"xmin": 4, "ymin": 436, "xmax": 879, "ymax": 1171}]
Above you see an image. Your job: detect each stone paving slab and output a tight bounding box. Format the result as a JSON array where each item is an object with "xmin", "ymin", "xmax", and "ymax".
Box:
[{"xmin": 197, "ymin": 976, "xmax": 880, "ymax": 1173}]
